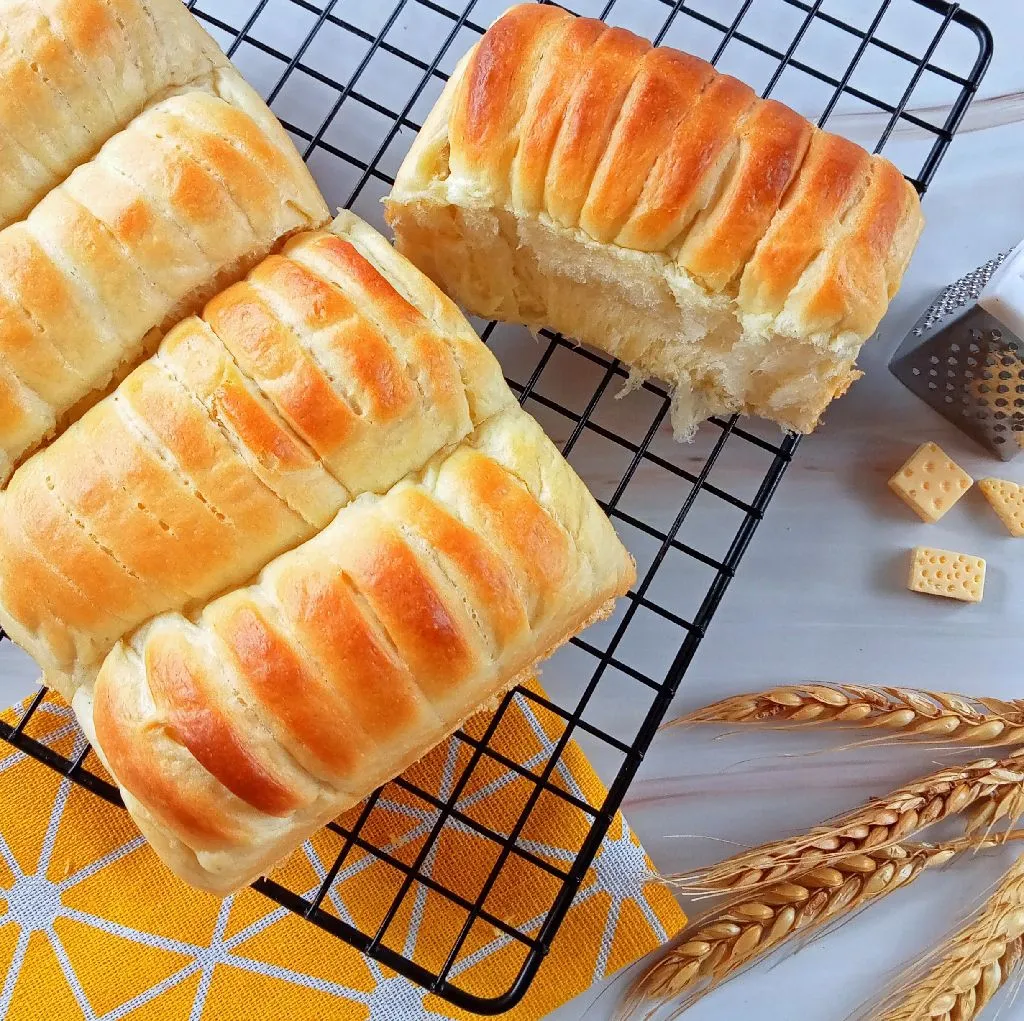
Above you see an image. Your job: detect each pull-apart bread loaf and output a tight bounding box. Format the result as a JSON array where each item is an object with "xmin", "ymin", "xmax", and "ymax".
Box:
[
  {"xmin": 74, "ymin": 405, "xmax": 635, "ymax": 893},
  {"xmin": 0, "ymin": 213, "xmax": 513, "ymax": 700},
  {"xmin": 0, "ymin": 0, "xmax": 226, "ymax": 230},
  {"xmin": 0, "ymin": 66, "xmax": 329, "ymax": 484},
  {"xmin": 386, "ymin": 3, "xmax": 924, "ymax": 436}
]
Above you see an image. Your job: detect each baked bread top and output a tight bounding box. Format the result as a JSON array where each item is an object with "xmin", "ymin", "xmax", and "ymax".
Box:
[
  {"xmin": 0, "ymin": 0, "xmax": 227, "ymax": 230},
  {"xmin": 0, "ymin": 213, "xmax": 512, "ymax": 698},
  {"xmin": 0, "ymin": 68, "xmax": 329, "ymax": 485},
  {"xmin": 76, "ymin": 404, "xmax": 635, "ymax": 893},
  {"xmin": 394, "ymin": 3, "xmax": 923, "ymax": 349}
]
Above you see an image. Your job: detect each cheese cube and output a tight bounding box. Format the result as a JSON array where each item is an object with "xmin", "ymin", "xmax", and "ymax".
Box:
[
  {"xmin": 979, "ymin": 478, "xmax": 1024, "ymax": 537},
  {"xmin": 888, "ymin": 442, "xmax": 973, "ymax": 523},
  {"xmin": 908, "ymin": 546, "xmax": 986, "ymax": 603}
]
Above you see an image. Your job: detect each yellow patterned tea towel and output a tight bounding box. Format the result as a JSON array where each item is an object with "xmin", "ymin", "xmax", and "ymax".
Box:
[{"xmin": 0, "ymin": 682, "xmax": 683, "ymax": 1019}]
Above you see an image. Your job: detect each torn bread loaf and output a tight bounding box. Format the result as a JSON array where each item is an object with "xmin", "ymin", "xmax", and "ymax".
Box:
[
  {"xmin": 0, "ymin": 0, "xmax": 227, "ymax": 230},
  {"xmin": 0, "ymin": 213, "xmax": 512, "ymax": 699},
  {"xmin": 385, "ymin": 3, "xmax": 924, "ymax": 436},
  {"xmin": 74, "ymin": 405, "xmax": 636, "ymax": 894},
  {"xmin": 0, "ymin": 67, "xmax": 329, "ymax": 484}
]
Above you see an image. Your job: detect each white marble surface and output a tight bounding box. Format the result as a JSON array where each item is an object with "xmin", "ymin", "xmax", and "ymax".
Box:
[{"xmin": 3, "ymin": 1, "xmax": 1023, "ymax": 1018}]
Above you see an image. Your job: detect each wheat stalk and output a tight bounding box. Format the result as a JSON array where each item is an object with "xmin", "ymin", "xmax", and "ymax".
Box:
[
  {"xmin": 624, "ymin": 835, "xmax": 1020, "ymax": 1020},
  {"xmin": 667, "ymin": 755, "xmax": 1024, "ymax": 895},
  {"xmin": 871, "ymin": 853, "xmax": 1024, "ymax": 1021},
  {"xmin": 670, "ymin": 684, "xmax": 1024, "ymax": 746}
]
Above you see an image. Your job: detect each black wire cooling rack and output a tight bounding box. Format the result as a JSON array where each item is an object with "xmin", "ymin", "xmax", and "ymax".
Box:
[{"xmin": 0, "ymin": 0, "xmax": 993, "ymax": 1013}]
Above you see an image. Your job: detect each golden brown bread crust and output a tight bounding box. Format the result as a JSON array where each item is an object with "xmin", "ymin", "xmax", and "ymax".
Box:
[
  {"xmin": 0, "ymin": 0, "xmax": 227, "ymax": 230},
  {"xmin": 0, "ymin": 71, "xmax": 330, "ymax": 484},
  {"xmin": 738, "ymin": 131, "xmax": 874, "ymax": 318},
  {"xmin": 0, "ymin": 214, "xmax": 514, "ymax": 698},
  {"xmin": 145, "ymin": 628, "xmax": 306, "ymax": 819},
  {"xmin": 158, "ymin": 319, "xmax": 347, "ymax": 530},
  {"xmin": 388, "ymin": 487, "xmax": 529, "ymax": 651},
  {"xmin": 77, "ymin": 406, "xmax": 636, "ymax": 893},
  {"xmin": 387, "ymin": 3, "xmax": 925, "ymax": 435},
  {"xmin": 578, "ymin": 47, "xmax": 716, "ymax": 244},
  {"xmin": 209, "ymin": 596, "xmax": 380, "ymax": 783}
]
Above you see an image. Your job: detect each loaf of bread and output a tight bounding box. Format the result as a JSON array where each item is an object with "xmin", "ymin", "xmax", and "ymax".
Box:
[
  {"xmin": 386, "ymin": 3, "xmax": 924, "ymax": 436},
  {"xmin": 0, "ymin": 0, "xmax": 227, "ymax": 230},
  {"xmin": 73, "ymin": 405, "xmax": 635, "ymax": 893},
  {"xmin": 0, "ymin": 213, "xmax": 512, "ymax": 699},
  {"xmin": 0, "ymin": 67, "xmax": 329, "ymax": 484}
]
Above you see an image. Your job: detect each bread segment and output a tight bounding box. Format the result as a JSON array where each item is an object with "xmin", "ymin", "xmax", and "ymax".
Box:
[
  {"xmin": 157, "ymin": 319, "xmax": 348, "ymax": 530},
  {"xmin": 0, "ymin": 71, "xmax": 330, "ymax": 485},
  {"xmin": 75, "ymin": 406, "xmax": 636, "ymax": 893},
  {"xmin": 0, "ymin": 216, "xmax": 513, "ymax": 698},
  {"xmin": 0, "ymin": 0, "xmax": 227, "ymax": 230},
  {"xmin": 387, "ymin": 3, "xmax": 924, "ymax": 435}
]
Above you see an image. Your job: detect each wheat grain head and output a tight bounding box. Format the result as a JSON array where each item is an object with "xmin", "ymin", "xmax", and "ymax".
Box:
[
  {"xmin": 871, "ymin": 853, "xmax": 1024, "ymax": 1021},
  {"xmin": 666, "ymin": 756, "xmax": 1024, "ymax": 895},
  {"xmin": 670, "ymin": 684, "xmax": 1024, "ymax": 746},
  {"xmin": 624, "ymin": 835, "xmax": 1022, "ymax": 1020}
]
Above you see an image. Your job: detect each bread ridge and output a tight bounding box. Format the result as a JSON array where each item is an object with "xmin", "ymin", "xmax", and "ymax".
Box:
[
  {"xmin": 0, "ymin": 0, "xmax": 228, "ymax": 231},
  {"xmin": 0, "ymin": 214, "xmax": 515, "ymax": 699},
  {"xmin": 73, "ymin": 404, "xmax": 635, "ymax": 893},
  {"xmin": 0, "ymin": 67, "xmax": 331, "ymax": 485},
  {"xmin": 74, "ymin": 596, "xmax": 617, "ymax": 894},
  {"xmin": 386, "ymin": 3, "xmax": 924, "ymax": 435}
]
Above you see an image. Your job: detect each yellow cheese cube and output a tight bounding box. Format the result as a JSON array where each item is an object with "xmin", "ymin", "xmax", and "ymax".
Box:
[
  {"xmin": 888, "ymin": 442, "xmax": 973, "ymax": 523},
  {"xmin": 908, "ymin": 546, "xmax": 986, "ymax": 603},
  {"xmin": 979, "ymin": 478, "xmax": 1024, "ymax": 537}
]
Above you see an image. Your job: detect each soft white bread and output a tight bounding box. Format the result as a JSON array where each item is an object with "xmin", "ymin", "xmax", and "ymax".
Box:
[
  {"xmin": 73, "ymin": 405, "xmax": 636, "ymax": 894},
  {"xmin": 0, "ymin": 213, "xmax": 513, "ymax": 698},
  {"xmin": 386, "ymin": 3, "xmax": 924, "ymax": 436},
  {"xmin": 0, "ymin": 0, "xmax": 227, "ymax": 230},
  {"xmin": 0, "ymin": 68, "xmax": 329, "ymax": 484}
]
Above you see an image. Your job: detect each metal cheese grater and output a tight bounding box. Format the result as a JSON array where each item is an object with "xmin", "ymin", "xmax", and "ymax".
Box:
[{"xmin": 890, "ymin": 250, "xmax": 1024, "ymax": 460}]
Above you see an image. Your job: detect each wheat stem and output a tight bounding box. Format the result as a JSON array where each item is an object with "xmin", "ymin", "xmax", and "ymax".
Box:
[
  {"xmin": 669, "ymin": 684, "xmax": 1024, "ymax": 746},
  {"xmin": 666, "ymin": 756, "xmax": 1024, "ymax": 895},
  {"xmin": 872, "ymin": 853, "xmax": 1024, "ymax": 1020}
]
